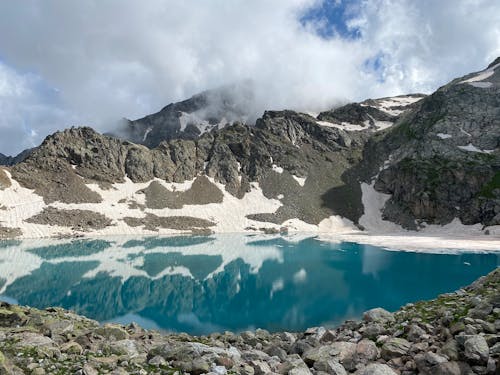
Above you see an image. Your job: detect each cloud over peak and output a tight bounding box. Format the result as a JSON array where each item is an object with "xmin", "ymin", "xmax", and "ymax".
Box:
[{"xmin": 0, "ymin": 0, "xmax": 499, "ymax": 154}]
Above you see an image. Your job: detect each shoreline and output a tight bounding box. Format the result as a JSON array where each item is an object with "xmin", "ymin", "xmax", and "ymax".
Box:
[
  {"xmin": 2, "ymin": 230, "xmax": 500, "ymax": 254},
  {"xmin": 0, "ymin": 268, "xmax": 498, "ymax": 374}
]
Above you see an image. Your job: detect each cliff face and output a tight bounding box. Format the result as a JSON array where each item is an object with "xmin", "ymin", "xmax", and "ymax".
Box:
[
  {"xmin": 0, "ymin": 61, "xmax": 499, "ymax": 238},
  {"xmin": 362, "ymin": 61, "xmax": 500, "ymax": 228}
]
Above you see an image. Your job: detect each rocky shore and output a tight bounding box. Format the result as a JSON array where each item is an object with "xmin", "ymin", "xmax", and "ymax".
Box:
[{"xmin": 0, "ymin": 268, "xmax": 498, "ymax": 375}]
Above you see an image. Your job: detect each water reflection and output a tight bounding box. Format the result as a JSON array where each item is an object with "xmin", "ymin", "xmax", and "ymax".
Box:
[{"xmin": 0, "ymin": 234, "xmax": 498, "ymax": 335}]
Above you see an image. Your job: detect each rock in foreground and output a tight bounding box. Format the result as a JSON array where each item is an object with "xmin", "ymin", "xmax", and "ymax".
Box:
[{"xmin": 0, "ymin": 269, "xmax": 498, "ymax": 374}]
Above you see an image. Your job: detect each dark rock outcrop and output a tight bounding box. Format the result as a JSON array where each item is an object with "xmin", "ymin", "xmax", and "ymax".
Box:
[
  {"xmin": 358, "ymin": 60, "xmax": 500, "ymax": 228},
  {"xmin": 0, "ymin": 148, "xmax": 33, "ymax": 166},
  {"xmin": 26, "ymin": 207, "xmax": 113, "ymax": 231}
]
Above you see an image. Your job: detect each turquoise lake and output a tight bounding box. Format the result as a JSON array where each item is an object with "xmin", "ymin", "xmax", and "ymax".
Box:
[{"xmin": 0, "ymin": 235, "xmax": 498, "ymax": 335}]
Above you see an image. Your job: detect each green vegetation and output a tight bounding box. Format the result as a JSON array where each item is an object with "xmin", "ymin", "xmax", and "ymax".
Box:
[{"xmin": 479, "ymin": 171, "xmax": 500, "ymax": 198}]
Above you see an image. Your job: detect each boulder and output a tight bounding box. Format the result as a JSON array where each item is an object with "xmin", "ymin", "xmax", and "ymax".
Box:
[
  {"xmin": 464, "ymin": 335, "xmax": 489, "ymax": 363},
  {"xmin": 313, "ymin": 359, "xmax": 347, "ymax": 375},
  {"xmin": 95, "ymin": 324, "xmax": 129, "ymax": 340},
  {"xmin": 303, "ymin": 342, "xmax": 356, "ymax": 366},
  {"xmin": 361, "ymin": 363, "xmax": 398, "ymax": 375},
  {"xmin": 429, "ymin": 361, "xmax": 473, "ymax": 375},
  {"xmin": 381, "ymin": 338, "xmax": 411, "ymax": 359},
  {"xmin": 363, "ymin": 308, "xmax": 395, "ymax": 323}
]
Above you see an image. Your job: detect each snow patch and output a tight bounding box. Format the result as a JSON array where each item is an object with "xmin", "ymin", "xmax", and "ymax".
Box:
[
  {"xmin": 469, "ymin": 82, "xmax": 493, "ymax": 88},
  {"xmin": 272, "ymin": 164, "xmax": 284, "ymax": 174},
  {"xmin": 437, "ymin": 133, "xmax": 452, "ymax": 139},
  {"xmin": 458, "ymin": 143, "xmax": 494, "ymax": 154},
  {"xmin": 367, "ymin": 95, "xmax": 423, "ymax": 116},
  {"xmin": 292, "ymin": 175, "xmax": 306, "ymax": 187},
  {"xmin": 178, "ymin": 112, "xmax": 227, "ymax": 134},
  {"xmin": 142, "ymin": 127, "xmax": 153, "ymax": 142},
  {"xmin": 358, "ymin": 182, "xmax": 403, "ymax": 233},
  {"xmin": 373, "ymin": 120, "xmax": 394, "ymax": 131},
  {"xmin": 460, "ymin": 62, "xmax": 500, "ymax": 85},
  {"xmin": 270, "ymin": 278, "xmax": 284, "ymax": 298},
  {"xmin": 316, "ymin": 121, "xmax": 366, "ymax": 131}
]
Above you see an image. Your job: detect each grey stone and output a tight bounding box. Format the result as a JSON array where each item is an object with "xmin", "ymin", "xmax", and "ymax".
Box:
[
  {"xmin": 490, "ymin": 342, "xmax": 500, "ymax": 355},
  {"xmin": 313, "ymin": 359, "xmax": 347, "ymax": 375},
  {"xmin": 363, "ymin": 308, "xmax": 395, "ymax": 323},
  {"xmin": 361, "ymin": 363, "xmax": 398, "ymax": 375},
  {"xmin": 381, "ymin": 338, "xmax": 411, "ymax": 359},
  {"xmin": 250, "ymin": 360, "xmax": 272, "ymax": 375},
  {"xmin": 440, "ymin": 340, "xmax": 459, "ymax": 361},
  {"xmin": 83, "ymin": 364, "xmax": 98, "ymax": 375},
  {"xmin": 95, "ymin": 324, "xmax": 129, "ymax": 340},
  {"xmin": 464, "ymin": 335, "xmax": 489, "ymax": 363},
  {"xmin": 355, "ymin": 339, "xmax": 379, "ymax": 362},
  {"xmin": 148, "ymin": 355, "xmax": 167, "ymax": 366},
  {"xmin": 408, "ymin": 324, "xmax": 427, "ymax": 342},
  {"xmin": 108, "ymin": 339, "xmax": 139, "ymax": 357},
  {"xmin": 303, "ymin": 342, "xmax": 356, "ymax": 366},
  {"xmin": 429, "ymin": 361, "xmax": 473, "ymax": 375}
]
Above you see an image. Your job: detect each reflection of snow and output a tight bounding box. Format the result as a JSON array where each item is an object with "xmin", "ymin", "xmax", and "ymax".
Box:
[
  {"xmin": 270, "ymin": 278, "xmax": 284, "ymax": 298},
  {"xmin": 293, "ymin": 268, "xmax": 307, "ymax": 283},
  {"xmin": 0, "ymin": 234, "xmax": 285, "ymax": 293},
  {"xmin": 361, "ymin": 243, "xmax": 390, "ymax": 278}
]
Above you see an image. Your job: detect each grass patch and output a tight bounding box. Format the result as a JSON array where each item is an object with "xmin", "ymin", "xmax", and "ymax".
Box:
[{"xmin": 479, "ymin": 171, "xmax": 500, "ymax": 198}]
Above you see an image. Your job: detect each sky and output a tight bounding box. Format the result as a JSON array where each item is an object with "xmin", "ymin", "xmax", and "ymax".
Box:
[{"xmin": 0, "ymin": 0, "xmax": 499, "ymax": 155}]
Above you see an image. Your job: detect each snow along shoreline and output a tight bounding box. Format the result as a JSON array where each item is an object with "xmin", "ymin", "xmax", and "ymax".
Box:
[{"xmin": 1, "ymin": 169, "xmax": 499, "ymax": 253}]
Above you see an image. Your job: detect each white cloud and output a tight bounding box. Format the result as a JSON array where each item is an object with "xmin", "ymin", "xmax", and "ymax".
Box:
[
  {"xmin": 0, "ymin": 0, "xmax": 499, "ymax": 154},
  {"xmin": 0, "ymin": 62, "xmax": 76, "ymax": 155}
]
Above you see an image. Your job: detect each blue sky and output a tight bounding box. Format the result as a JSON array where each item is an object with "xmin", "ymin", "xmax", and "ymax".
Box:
[
  {"xmin": 0, "ymin": 0, "xmax": 499, "ymax": 155},
  {"xmin": 300, "ymin": 0, "xmax": 361, "ymax": 39}
]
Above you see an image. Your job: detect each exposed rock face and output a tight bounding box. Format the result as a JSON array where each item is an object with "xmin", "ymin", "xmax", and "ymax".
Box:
[
  {"xmin": 26, "ymin": 207, "xmax": 113, "ymax": 231},
  {"xmin": 1, "ymin": 60, "xmax": 500, "ymax": 236},
  {"xmin": 142, "ymin": 177, "xmax": 224, "ymax": 209},
  {"xmin": 0, "ymin": 265, "xmax": 497, "ymax": 375},
  {"xmin": 123, "ymin": 214, "xmax": 215, "ymax": 232},
  {"xmin": 0, "ymin": 168, "xmax": 10, "ymax": 190},
  {"xmin": 0, "ymin": 225, "xmax": 21, "ymax": 239},
  {"xmin": 355, "ymin": 60, "xmax": 500, "ymax": 228}
]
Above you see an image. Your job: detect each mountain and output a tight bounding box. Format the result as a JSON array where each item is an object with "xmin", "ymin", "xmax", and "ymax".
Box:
[
  {"xmin": 111, "ymin": 82, "xmax": 256, "ymax": 148},
  {"xmin": 0, "ymin": 60, "xmax": 499, "ymax": 239},
  {"xmin": 0, "ymin": 148, "xmax": 34, "ymax": 166},
  {"xmin": 360, "ymin": 59, "xmax": 500, "ymax": 229}
]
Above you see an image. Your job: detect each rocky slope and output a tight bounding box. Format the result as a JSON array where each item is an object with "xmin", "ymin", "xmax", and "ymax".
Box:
[
  {"xmin": 0, "ymin": 267, "xmax": 498, "ymax": 375},
  {"xmin": 0, "ymin": 60, "xmax": 499, "ymax": 239},
  {"xmin": 359, "ymin": 59, "xmax": 500, "ymax": 229}
]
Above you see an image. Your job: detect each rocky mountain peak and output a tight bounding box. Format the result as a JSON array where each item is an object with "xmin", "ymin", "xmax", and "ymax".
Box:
[
  {"xmin": 111, "ymin": 82, "xmax": 256, "ymax": 148},
  {"xmin": 487, "ymin": 56, "xmax": 500, "ymax": 69}
]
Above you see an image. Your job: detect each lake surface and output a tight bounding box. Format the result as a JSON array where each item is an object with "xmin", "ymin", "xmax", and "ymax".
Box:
[{"xmin": 0, "ymin": 234, "xmax": 498, "ymax": 335}]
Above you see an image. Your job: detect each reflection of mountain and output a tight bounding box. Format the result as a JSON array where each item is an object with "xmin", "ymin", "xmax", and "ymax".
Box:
[{"xmin": 0, "ymin": 235, "xmax": 498, "ymax": 335}]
